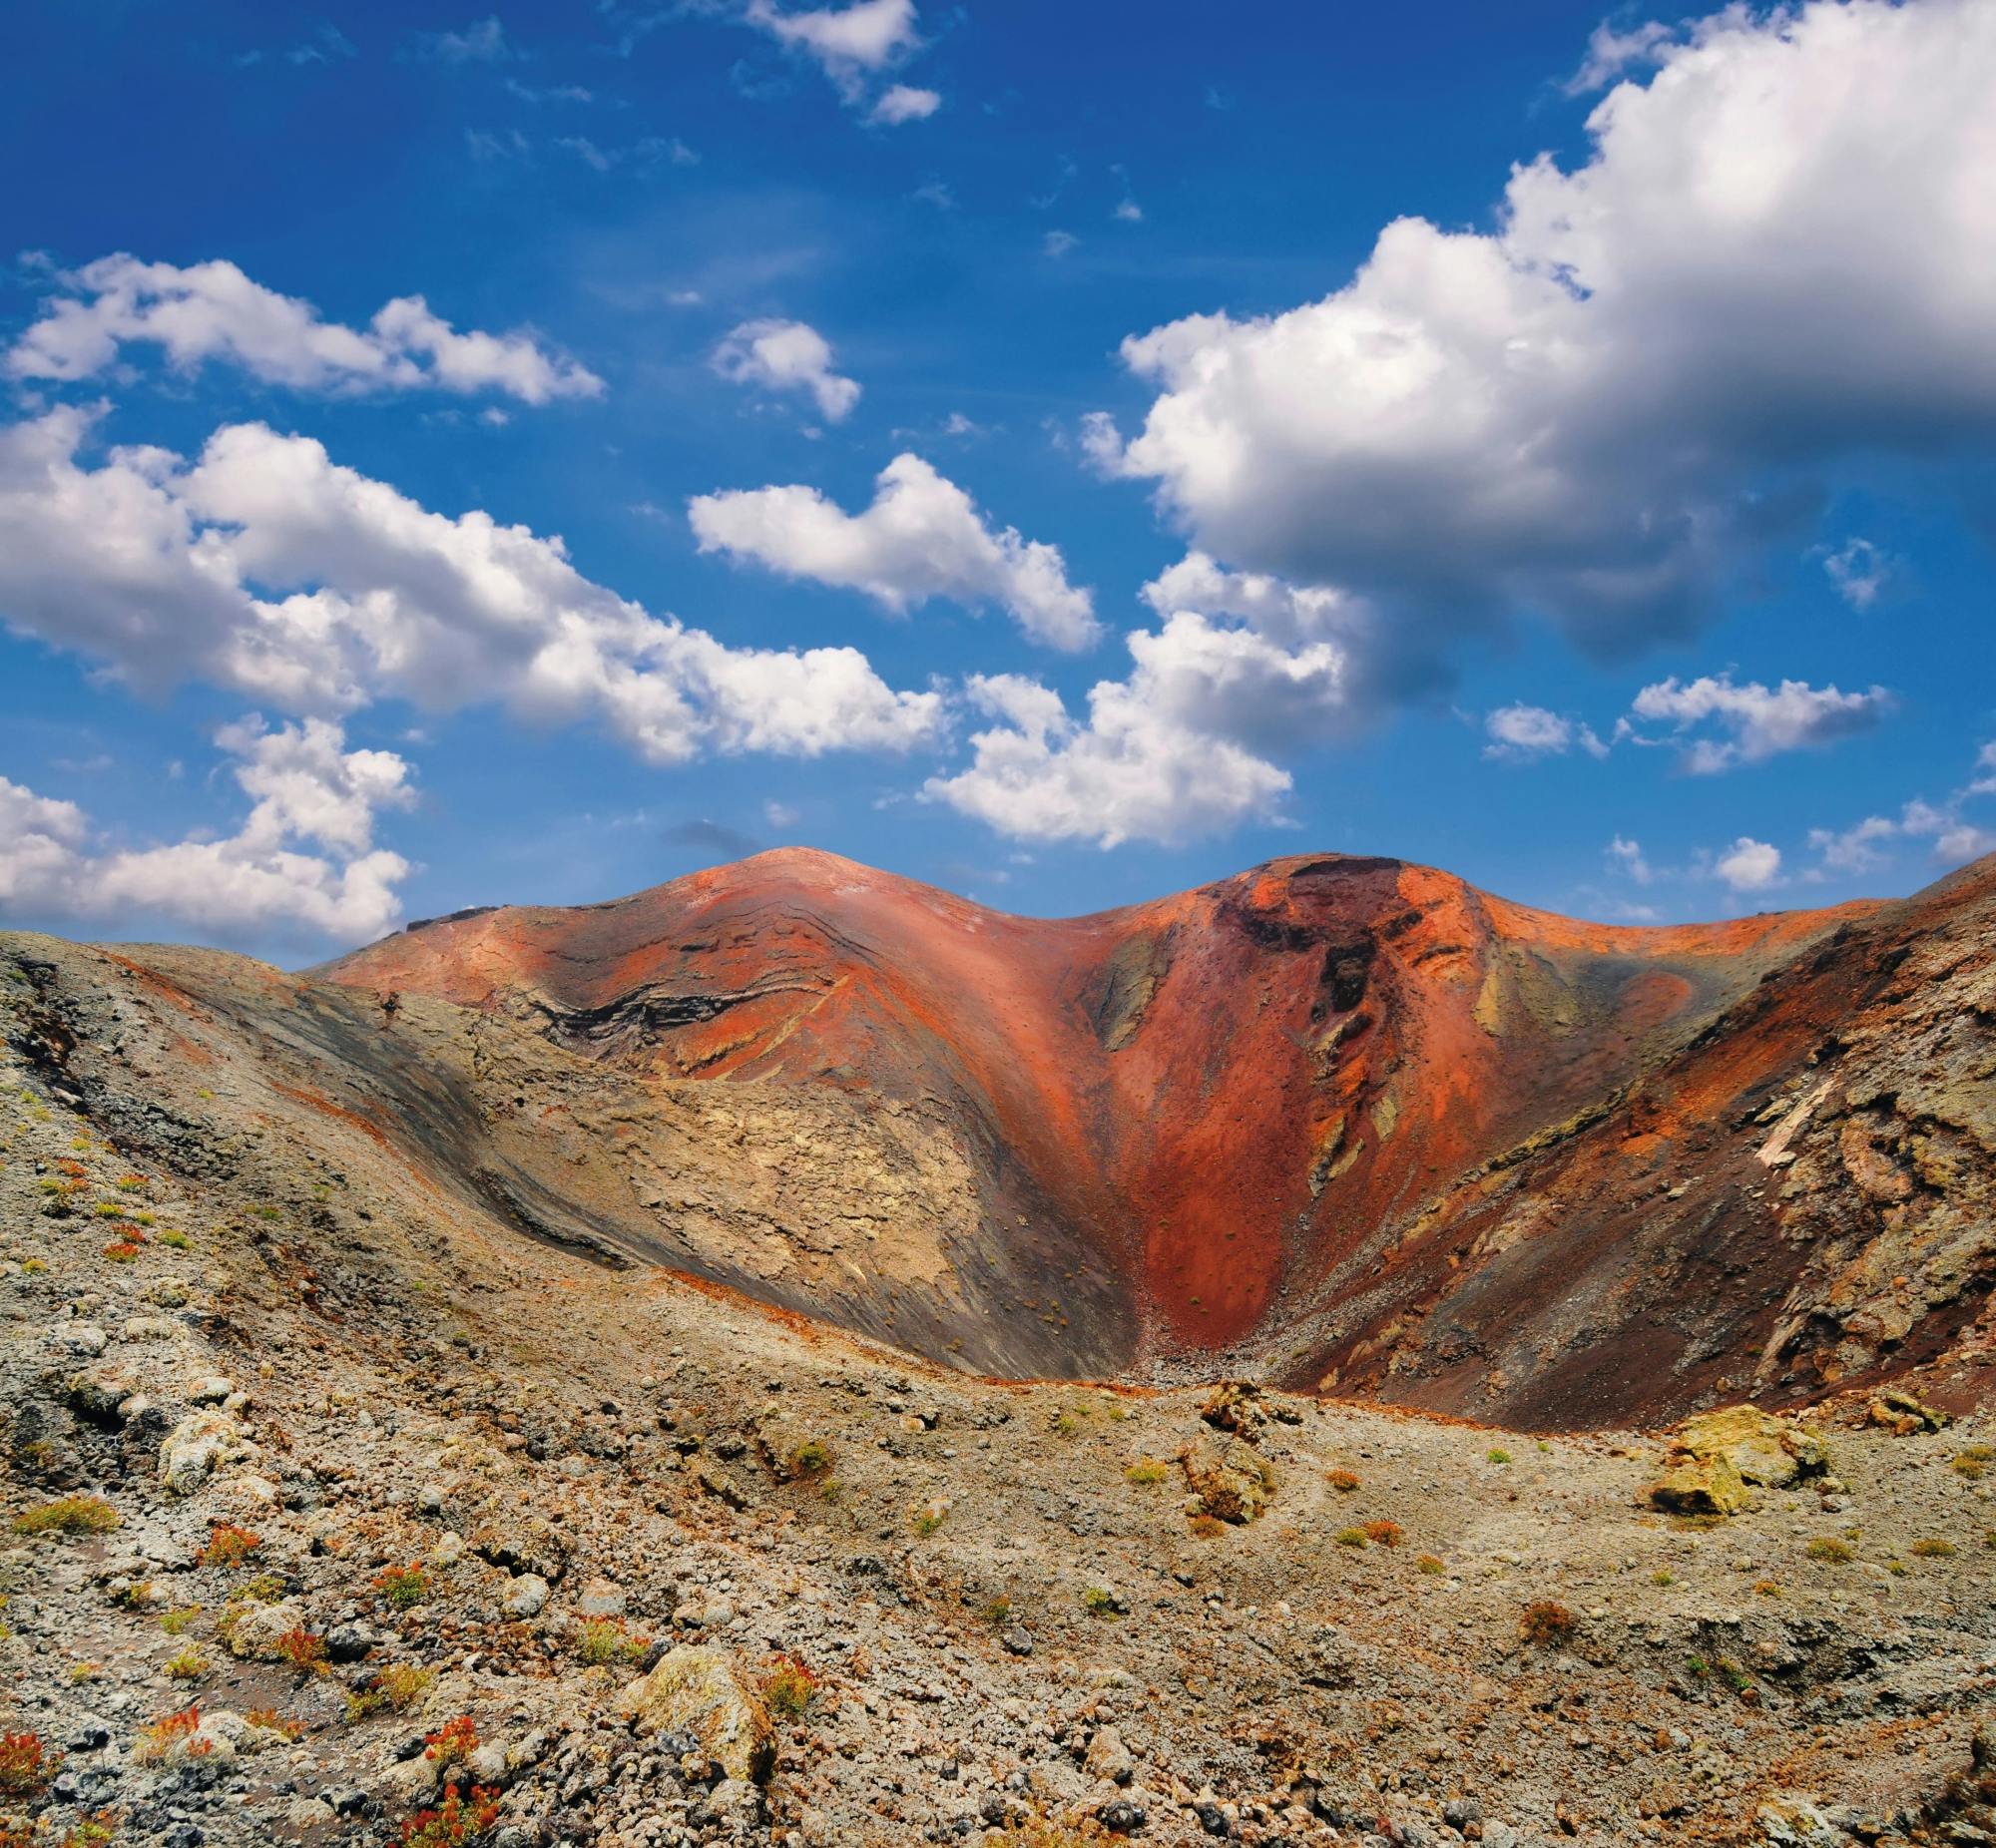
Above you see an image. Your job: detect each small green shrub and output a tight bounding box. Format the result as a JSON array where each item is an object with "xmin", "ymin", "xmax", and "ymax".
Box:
[
  {"xmin": 14, "ymin": 1495, "xmax": 120, "ymax": 1537},
  {"xmin": 760, "ymin": 1654, "xmax": 817, "ymax": 1719}
]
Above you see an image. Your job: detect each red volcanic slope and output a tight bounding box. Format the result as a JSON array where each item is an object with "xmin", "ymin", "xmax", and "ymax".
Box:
[{"xmin": 324, "ymin": 849, "xmax": 1863, "ymax": 1378}]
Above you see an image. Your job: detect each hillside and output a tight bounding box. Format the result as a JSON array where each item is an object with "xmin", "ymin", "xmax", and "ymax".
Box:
[{"xmin": 3, "ymin": 859, "xmax": 1996, "ymax": 1848}]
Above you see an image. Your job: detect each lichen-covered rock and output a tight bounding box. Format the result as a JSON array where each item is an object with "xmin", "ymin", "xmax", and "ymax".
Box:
[
  {"xmin": 618, "ymin": 1645, "xmax": 773, "ymax": 1783},
  {"xmin": 1678, "ymin": 1406, "xmax": 1828, "ymax": 1488},
  {"xmin": 1867, "ymin": 1386, "xmax": 1950, "ymax": 1434},
  {"xmin": 159, "ymin": 1408, "xmax": 239, "ymax": 1495},
  {"xmin": 64, "ymin": 1363, "xmax": 138, "ymax": 1422},
  {"xmin": 1182, "ymin": 1437, "xmax": 1275, "ymax": 1524},
  {"xmin": 1199, "ymin": 1380, "xmax": 1264, "ymax": 1436},
  {"xmin": 1649, "ymin": 1451, "xmax": 1750, "ymax": 1517},
  {"xmin": 227, "ymin": 1599, "xmax": 306, "ymax": 1660},
  {"xmin": 470, "ymin": 1514, "xmax": 572, "ymax": 1583},
  {"xmin": 1649, "ymin": 1405, "xmax": 1827, "ymax": 1514}
]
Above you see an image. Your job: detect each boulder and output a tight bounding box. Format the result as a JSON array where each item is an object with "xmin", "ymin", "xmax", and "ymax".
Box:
[
  {"xmin": 1199, "ymin": 1380, "xmax": 1264, "ymax": 1437},
  {"xmin": 503, "ymin": 1573, "xmax": 550, "ymax": 1619},
  {"xmin": 159, "ymin": 1409, "xmax": 240, "ymax": 1495},
  {"xmin": 1086, "ymin": 1725, "xmax": 1136, "ymax": 1785},
  {"xmin": 1182, "ymin": 1438, "xmax": 1275, "ymax": 1524},
  {"xmin": 1677, "ymin": 1407, "xmax": 1828, "ymax": 1488},
  {"xmin": 618, "ymin": 1645, "xmax": 773, "ymax": 1784},
  {"xmin": 1649, "ymin": 1451, "xmax": 1750, "ymax": 1517},
  {"xmin": 1867, "ymin": 1387, "xmax": 1950, "ymax": 1434},
  {"xmin": 1649, "ymin": 1405, "xmax": 1826, "ymax": 1515},
  {"xmin": 227, "ymin": 1599, "xmax": 306, "ymax": 1660}
]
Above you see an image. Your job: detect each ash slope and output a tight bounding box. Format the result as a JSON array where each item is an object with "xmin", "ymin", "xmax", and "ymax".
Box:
[{"xmin": 8, "ymin": 846, "xmax": 1992, "ymax": 1423}]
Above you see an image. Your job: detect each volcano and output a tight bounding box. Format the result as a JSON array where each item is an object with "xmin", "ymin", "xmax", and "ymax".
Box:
[{"xmin": 11, "ymin": 847, "xmax": 1993, "ymax": 1425}]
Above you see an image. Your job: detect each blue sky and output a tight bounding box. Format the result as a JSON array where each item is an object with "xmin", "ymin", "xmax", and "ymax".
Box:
[{"xmin": 3, "ymin": 0, "xmax": 1994, "ymax": 960}]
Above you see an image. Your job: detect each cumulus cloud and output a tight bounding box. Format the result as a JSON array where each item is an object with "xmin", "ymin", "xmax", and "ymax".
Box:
[
  {"xmin": 921, "ymin": 669, "xmax": 1292, "ymax": 849},
  {"xmin": 1714, "ymin": 837, "xmax": 1782, "ymax": 893},
  {"xmin": 0, "ymin": 717, "xmax": 413, "ymax": 942},
  {"xmin": 1627, "ymin": 674, "xmax": 1892, "ymax": 773},
  {"xmin": 8, "ymin": 254, "xmax": 603, "ymax": 405},
  {"xmin": 711, "ymin": 318, "xmax": 860, "ymax": 422},
  {"xmin": 1806, "ymin": 812, "xmax": 1901, "ymax": 875},
  {"xmin": 1483, "ymin": 703, "xmax": 1609, "ymax": 762},
  {"xmin": 1088, "ymin": 0, "xmax": 1996, "ymax": 686},
  {"xmin": 1140, "ymin": 553, "xmax": 1335, "ymax": 635},
  {"xmin": 0, "ymin": 407, "xmax": 942, "ymax": 766},
  {"xmin": 1806, "ymin": 742, "xmax": 1996, "ymax": 875},
  {"xmin": 743, "ymin": 0, "xmax": 932, "ymax": 115},
  {"xmin": 920, "ymin": 551, "xmax": 1368, "ymax": 844},
  {"xmin": 868, "ymin": 83, "xmax": 939, "ymax": 124},
  {"xmin": 688, "ymin": 452, "xmax": 1100, "ymax": 651}
]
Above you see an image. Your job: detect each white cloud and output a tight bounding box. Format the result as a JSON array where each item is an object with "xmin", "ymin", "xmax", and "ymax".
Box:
[
  {"xmin": 744, "ymin": 0, "xmax": 931, "ymax": 114},
  {"xmin": 1042, "ymin": 231, "xmax": 1078, "ymax": 259},
  {"xmin": 920, "ymin": 562, "xmax": 1358, "ymax": 845},
  {"xmin": 416, "ymin": 17, "xmax": 513, "ymax": 63},
  {"xmin": 1806, "ymin": 812, "xmax": 1899, "ymax": 874},
  {"xmin": 868, "ymin": 83, "xmax": 939, "ymax": 125},
  {"xmin": 1113, "ymin": 198, "xmax": 1144, "ymax": 225},
  {"xmin": 1901, "ymin": 799, "xmax": 1996, "ymax": 865},
  {"xmin": 711, "ymin": 318, "xmax": 860, "ymax": 422},
  {"xmin": 8, "ymin": 254, "xmax": 603, "ymax": 405},
  {"xmin": 1606, "ymin": 834, "xmax": 1654, "ymax": 884},
  {"xmin": 1820, "ymin": 537, "xmax": 1889, "ymax": 610},
  {"xmin": 1802, "ymin": 740, "xmax": 1996, "ymax": 878},
  {"xmin": 1482, "ymin": 702, "xmax": 1610, "ymax": 762},
  {"xmin": 921, "ymin": 669, "xmax": 1291, "ymax": 849},
  {"xmin": 1627, "ymin": 674, "xmax": 1892, "ymax": 772},
  {"xmin": 1126, "ymin": 613, "xmax": 1346, "ymax": 751},
  {"xmin": 1139, "ymin": 551, "xmax": 1351, "ymax": 647},
  {"xmin": 0, "ymin": 407, "xmax": 943, "ymax": 767},
  {"xmin": 688, "ymin": 452, "xmax": 1100, "ymax": 651},
  {"xmin": 0, "ymin": 717, "xmax": 413, "ymax": 942},
  {"xmin": 1715, "ymin": 836, "xmax": 1782, "ymax": 892},
  {"xmin": 1563, "ymin": 18, "xmax": 1675, "ymax": 93},
  {"xmin": 1089, "ymin": 0, "xmax": 1996, "ymax": 684},
  {"xmin": 762, "ymin": 799, "xmax": 799, "ymax": 828}
]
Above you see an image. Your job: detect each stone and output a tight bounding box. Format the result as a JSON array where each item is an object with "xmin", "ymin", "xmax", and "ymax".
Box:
[
  {"xmin": 1086, "ymin": 1726, "xmax": 1135, "ymax": 1785},
  {"xmin": 575, "ymin": 1575, "xmax": 628, "ymax": 1618},
  {"xmin": 227, "ymin": 1601, "xmax": 307, "ymax": 1661},
  {"xmin": 1182, "ymin": 1439, "xmax": 1275, "ymax": 1525},
  {"xmin": 1866, "ymin": 1387, "xmax": 1950, "ymax": 1434},
  {"xmin": 504, "ymin": 1573, "xmax": 551, "ymax": 1619},
  {"xmin": 1676, "ymin": 1407, "xmax": 1829, "ymax": 1488},
  {"xmin": 618, "ymin": 1645, "xmax": 773, "ymax": 1784},
  {"xmin": 159, "ymin": 1410, "xmax": 240, "ymax": 1496}
]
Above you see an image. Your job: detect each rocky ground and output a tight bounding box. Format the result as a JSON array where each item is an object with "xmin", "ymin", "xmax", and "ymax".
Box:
[{"xmin": 4, "ymin": 934, "xmax": 1996, "ymax": 1848}]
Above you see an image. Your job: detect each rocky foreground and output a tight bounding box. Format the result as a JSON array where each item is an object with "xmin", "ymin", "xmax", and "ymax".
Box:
[{"xmin": 3, "ymin": 928, "xmax": 1996, "ymax": 1848}]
